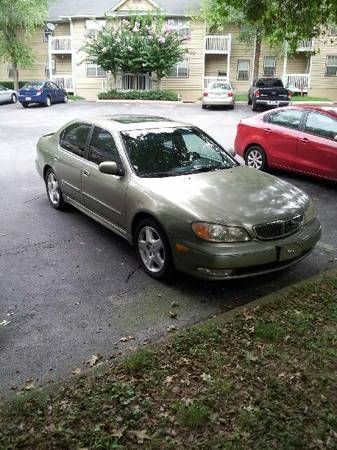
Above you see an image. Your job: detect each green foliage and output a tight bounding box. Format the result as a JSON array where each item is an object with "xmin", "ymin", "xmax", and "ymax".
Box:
[
  {"xmin": 122, "ymin": 348, "xmax": 156, "ymax": 373},
  {"xmin": 175, "ymin": 401, "xmax": 211, "ymax": 429},
  {"xmin": 98, "ymin": 89, "xmax": 179, "ymax": 101},
  {"xmin": 86, "ymin": 14, "xmax": 187, "ymax": 86},
  {"xmin": 0, "ymin": 0, "xmax": 48, "ymax": 78}
]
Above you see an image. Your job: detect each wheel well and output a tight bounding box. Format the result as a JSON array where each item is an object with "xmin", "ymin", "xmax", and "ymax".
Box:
[
  {"xmin": 244, "ymin": 144, "xmax": 265, "ymax": 159},
  {"xmin": 43, "ymin": 165, "xmax": 52, "ymax": 181},
  {"xmin": 131, "ymin": 212, "xmax": 163, "ymax": 240}
]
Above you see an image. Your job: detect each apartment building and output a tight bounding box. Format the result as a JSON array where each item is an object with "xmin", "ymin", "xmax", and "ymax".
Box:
[{"xmin": 0, "ymin": 0, "xmax": 336, "ymax": 101}]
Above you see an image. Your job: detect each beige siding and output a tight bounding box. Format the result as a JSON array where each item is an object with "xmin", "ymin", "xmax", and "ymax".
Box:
[
  {"xmin": 286, "ymin": 54, "xmax": 310, "ymax": 74},
  {"xmin": 205, "ymin": 55, "xmax": 228, "ymax": 76},
  {"xmin": 162, "ymin": 22, "xmax": 205, "ymax": 101},
  {"xmin": 54, "ymin": 22, "xmax": 70, "ymax": 36},
  {"xmin": 72, "ymin": 19, "xmax": 105, "ymax": 99},
  {"xmin": 229, "ymin": 26, "xmax": 254, "ymax": 91},
  {"xmin": 309, "ymin": 38, "xmax": 337, "ymax": 100},
  {"xmin": 116, "ymin": 0, "xmax": 154, "ymax": 11},
  {"xmin": 54, "ymin": 55, "xmax": 72, "ymax": 74},
  {"xmin": 257, "ymin": 42, "xmax": 284, "ymax": 79}
]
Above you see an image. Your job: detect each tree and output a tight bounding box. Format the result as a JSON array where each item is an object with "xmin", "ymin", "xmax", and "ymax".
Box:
[
  {"xmin": 0, "ymin": 0, "xmax": 49, "ymax": 90},
  {"xmin": 86, "ymin": 15, "xmax": 187, "ymax": 90},
  {"xmin": 199, "ymin": 0, "xmax": 337, "ymax": 79}
]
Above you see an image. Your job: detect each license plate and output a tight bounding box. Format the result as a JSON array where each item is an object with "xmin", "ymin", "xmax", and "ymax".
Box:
[
  {"xmin": 278, "ymin": 244, "xmax": 302, "ymax": 262},
  {"xmin": 25, "ymin": 97, "xmax": 31, "ymax": 101},
  {"xmin": 268, "ymin": 100, "xmax": 278, "ymax": 105}
]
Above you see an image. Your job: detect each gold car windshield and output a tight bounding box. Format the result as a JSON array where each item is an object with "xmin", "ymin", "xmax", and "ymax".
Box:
[{"xmin": 121, "ymin": 127, "xmax": 237, "ymax": 178}]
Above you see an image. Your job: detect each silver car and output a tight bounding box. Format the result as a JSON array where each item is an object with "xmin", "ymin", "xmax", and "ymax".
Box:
[
  {"xmin": 36, "ymin": 115, "xmax": 321, "ymax": 281},
  {"xmin": 202, "ymin": 82, "xmax": 235, "ymax": 109},
  {"xmin": 0, "ymin": 84, "xmax": 17, "ymax": 104}
]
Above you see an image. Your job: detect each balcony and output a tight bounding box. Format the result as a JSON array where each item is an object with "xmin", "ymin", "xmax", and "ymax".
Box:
[
  {"xmin": 204, "ymin": 76, "xmax": 229, "ymax": 89},
  {"xmin": 52, "ymin": 75, "xmax": 74, "ymax": 92},
  {"xmin": 51, "ymin": 36, "xmax": 72, "ymax": 53},
  {"xmin": 205, "ymin": 35, "xmax": 231, "ymax": 54},
  {"xmin": 297, "ymin": 40, "xmax": 314, "ymax": 52},
  {"xmin": 283, "ymin": 74, "xmax": 310, "ymax": 93}
]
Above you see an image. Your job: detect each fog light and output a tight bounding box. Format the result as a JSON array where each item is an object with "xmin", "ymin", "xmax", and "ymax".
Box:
[{"xmin": 197, "ymin": 268, "xmax": 234, "ymax": 278}]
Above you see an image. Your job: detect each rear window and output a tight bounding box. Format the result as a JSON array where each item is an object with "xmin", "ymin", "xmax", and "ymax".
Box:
[
  {"xmin": 256, "ymin": 79, "xmax": 283, "ymax": 88},
  {"xmin": 209, "ymin": 83, "xmax": 231, "ymax": 90},
  {"xmin": 22, "ymin": 82, "xmax": 44, "ymax": 89}
]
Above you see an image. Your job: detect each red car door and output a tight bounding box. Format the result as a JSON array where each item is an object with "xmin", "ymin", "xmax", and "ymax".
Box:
[
  {"xmin": 264, "ymin": 109, "xmax": 304, "ymax": 169},
  {"xmin": 296, "ymin": 111, "xmax": 337, "ymax": 180}
]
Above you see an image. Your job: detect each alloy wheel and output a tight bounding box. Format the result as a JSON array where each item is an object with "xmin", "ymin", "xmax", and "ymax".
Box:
[
  {"xmin": 47, "ymin": 172, "xmax": 60, "ymax": 206},
  {"xmin": 247, "ymin": 149, "xmax": 263, "ymax": 170},
  {"xmin": 137, "ymin": 226, "xmax": 165, "ymax": 273}
]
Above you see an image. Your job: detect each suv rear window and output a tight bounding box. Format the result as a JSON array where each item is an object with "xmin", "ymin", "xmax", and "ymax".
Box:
[{"xmin": 256, "ymin": 79, "xmax": 283, "ymax": 88}]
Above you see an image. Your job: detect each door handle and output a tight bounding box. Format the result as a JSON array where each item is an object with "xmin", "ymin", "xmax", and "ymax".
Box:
[
  {"xmin": 82, "ymin": 169, "xmax": 90, "ymax": 177},
  {"xmin": 264, "ymin": 128, "xmax": 272, "ymax": 133},
  {"xmin": 300, "ymin": 137, "xmax": 309, "ymax": 144}
]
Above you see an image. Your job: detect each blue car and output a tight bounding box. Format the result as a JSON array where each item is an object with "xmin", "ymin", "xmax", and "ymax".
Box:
[{"xmin": 18, "ymin": 81, "xmax": 68, "ymax": 108}]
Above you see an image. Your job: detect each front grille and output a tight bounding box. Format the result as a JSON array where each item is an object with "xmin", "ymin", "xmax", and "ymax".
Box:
[{"xmin": 254, "ymin": 215, "xmax": 304, "ymax": 240}]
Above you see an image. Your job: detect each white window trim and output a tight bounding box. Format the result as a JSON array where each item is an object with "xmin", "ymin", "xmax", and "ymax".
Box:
[
  {"xmin": 166, "ymin": 59, "xmax": 189, "ymax": 78},
  {"xmin": 237, "ymin": 59, "xmax": 250, "ymax": 81},
  {"xmin": 86, "ymin": 62, "xmax": 106, "ymax": 78},
  {"xmin": 326, "ymin": 55, "xmax": 337, "ymax": 76},
  {"xmin": 263, "ymin": 56, "xmax": 276, "ymax": 77}
]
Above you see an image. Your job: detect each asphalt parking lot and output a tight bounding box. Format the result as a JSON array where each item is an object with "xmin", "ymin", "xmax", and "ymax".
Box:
[{"xmin": 0, "ymin": 100, "xmax": 336, "ymax": 397}]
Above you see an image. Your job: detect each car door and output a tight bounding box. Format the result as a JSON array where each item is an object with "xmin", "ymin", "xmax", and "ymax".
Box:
[
  {"xmin": 264, "ymin": 109, "xmax": 304, "ymax": 169},
  {"xmin": 55, "ymin": 122, "xmax": 93, "ymax": 203},
  {"xmin": 296, "ymin": 110, "xmax": 337, "ymax": 180},
  {"xmin": 51, "ymin": 82, "xmax": 63, "ymax": 102},
  {"xmin": 81, "ymin": 126, "xmax": 128, "ymax": 230},
  {"xmin": 45, "ymin": 82, "xmax": 56, "ymax": 102}
]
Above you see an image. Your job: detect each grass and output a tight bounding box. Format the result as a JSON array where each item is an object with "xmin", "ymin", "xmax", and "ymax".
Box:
[
  {"xmin": 1, "ymin": 271, "xmax": 337, "ymax": 449},
  {"xmin": 291, "ymin": 95, "xmax": 332, "ymax": 102},
  {"xmin": 68, "ymin": 94, "xmax": 85, "ymax": 101}
]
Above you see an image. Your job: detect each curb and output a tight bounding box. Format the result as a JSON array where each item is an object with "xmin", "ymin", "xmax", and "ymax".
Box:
[{"xmin": 96, "ymin": 99, "xmax": 182, "ymax": 105}]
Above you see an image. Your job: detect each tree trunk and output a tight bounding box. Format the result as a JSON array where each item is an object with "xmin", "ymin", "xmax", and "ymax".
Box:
[
  {"xmin": 156, "ymin": 72, "xmax": 162, "ymax": 91},
  {"xmin": 113, "ymin": 72, "xmax": 117, "ymax": 90},
  {"xmin": 253, "ymin": 36, "xmax": 262, "ymax": 80},
  {"xmin": 13, "ymin": 62, "xmax": 19, "ymax": 91}
]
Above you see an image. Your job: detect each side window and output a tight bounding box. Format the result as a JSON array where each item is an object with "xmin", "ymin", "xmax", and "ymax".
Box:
[
  {"xmin": 88, "ymin": 127, "xmax": 120, "ymax": 165},
  {"xmin": 269, "ymin": 109, "xmax": 303, "ymax": 130},
  {"xmin": 304, "ymin": 112, "xmax": 337, "ymax": 140},
  {"xmin": 60, "ymin": 123, "xmax": 92, "ymax": 157}
]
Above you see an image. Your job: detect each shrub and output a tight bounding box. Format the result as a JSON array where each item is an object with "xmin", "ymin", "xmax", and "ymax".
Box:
[{"xmin": 98, "ymin": 89, "xmax": 179, "ymax": 101}]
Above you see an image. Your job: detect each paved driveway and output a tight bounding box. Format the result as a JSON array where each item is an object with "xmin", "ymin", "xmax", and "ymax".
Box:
[{"xmin": 0, "ymin": 101, "xmax": 336, "ymax": 396}]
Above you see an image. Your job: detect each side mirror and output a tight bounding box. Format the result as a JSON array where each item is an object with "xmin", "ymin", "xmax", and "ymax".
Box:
[{"xmin": 98, "ymin": 161, "xmax": 125, "ymax": 176}]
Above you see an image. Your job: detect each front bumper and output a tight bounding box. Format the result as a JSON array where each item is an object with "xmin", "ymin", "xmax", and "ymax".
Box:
[
  {"xmin": 172, "ymin": 218, "xmax": 321, "ymax": 280},
  {"xmin": 202, "ymin": 96, "xmax": 234, "ymax": 106}
]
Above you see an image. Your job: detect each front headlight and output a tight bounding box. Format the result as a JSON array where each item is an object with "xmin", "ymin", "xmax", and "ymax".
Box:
[
  {"xmin": 304, "ymin": 200, "xmax": 316, "ymax": 225},
  {"xmin": 192, "ymin": 222, "xmax": 251, "ymax": 243}
]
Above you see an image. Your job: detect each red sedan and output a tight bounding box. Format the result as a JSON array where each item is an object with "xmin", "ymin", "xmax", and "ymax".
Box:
[{"xmin": 235, "ymin": 106, "xmax": 337, "ymax": 181}]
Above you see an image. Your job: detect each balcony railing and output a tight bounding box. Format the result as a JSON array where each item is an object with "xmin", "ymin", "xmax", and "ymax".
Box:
[
  {"xmin": 203, "ymin": 76, "xmax": 229, "ymax": 89},
  {"xmin": 283, "ymin": 74, "xmax": 310, "ymax": 93},
  {"xmin": 297, "ymin": 40, "xmax": 314, "ymax": 52},
  {"xmin": 52, "ymin": 75, "xmax": 74, "ymax": 92},
  {"xmin": 51, "ymin": 36, "xmax": 72, "ymax": 53},
  {"xmin": 205, "ymin": 35, "xmax": 231, "ymax": 54}
]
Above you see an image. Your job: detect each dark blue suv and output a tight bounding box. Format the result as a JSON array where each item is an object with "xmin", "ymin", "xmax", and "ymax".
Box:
[{"xmin": 18, "ymin": 81, "xmax": 68, "ymax": 108}]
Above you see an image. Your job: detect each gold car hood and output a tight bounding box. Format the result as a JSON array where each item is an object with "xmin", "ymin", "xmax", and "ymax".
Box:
[{"xmin": 136, "ymin": 166, "xmax": 309, "ymax": 227}]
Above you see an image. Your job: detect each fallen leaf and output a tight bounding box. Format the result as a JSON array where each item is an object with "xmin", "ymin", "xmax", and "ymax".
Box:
[
  {"xmin": 169, "ymin": 311, "xmax": 177, "ymax": 319},
  {"xmin": 167, "ymin": 325, "xmax": 177, "ymax": 332},
  {"xmin": 120, "ymin": 336, "xmax": 135, "ymax": 342},
  {"xmin": 72, "ymin": 368, "xmax": 81, "ymax": 375},
  {"xmin": 24, "ymin": 380, "xmax": 35, "ymax": 391},
  {"xmin": 86, "ymin": 354, "xmax": 102, "ymax": 367},
  {"xmin": 111, "ymin": 428, "xmax": 125, "ymax": 439},
  {"xmin": 164, "ymin": 376, "xmax": 174, "ymax": 385},
  {"xmin": 128, "ymin": 430, "xmax": 151, "ymax": 444},
  {"xmin": 171, "ymin": 301, "xmax": 179, "ymax": 308},
  {"xmin": 200, "ymin": 373, "xmax": 212, "ymax": 382},
  {"xmin": 0, "ymin": 320, "xmax": 11, "ymax": 327}
]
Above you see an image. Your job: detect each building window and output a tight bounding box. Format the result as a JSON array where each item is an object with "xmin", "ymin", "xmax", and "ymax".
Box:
[
  {"xmin": 237, "ymin": 59, "xmax": 250, "ymax": 80},
  {"xmin": 326, "ymin": 55, "xmax": 337, "ymax": 76},
  {"xmin": 166, "ymin": 19, "xmax": 191, "ymax": 39},
  {"xmin": 86, "ymin": 62, "xmax": 106, "ymax": 78},
  {"xmin": 7, "ymin": 65, "xmax": 14, "ymax": 78},
  {"xmin": 167, "ymin": 59, "xmax": 189, "ymax": 78},
  {"xmin": 263, "ymin": 56, "xmax": 276, "ymax": 77}
]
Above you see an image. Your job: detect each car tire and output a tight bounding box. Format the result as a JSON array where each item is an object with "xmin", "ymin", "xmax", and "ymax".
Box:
[
  {"xmin": 45, "ymin": 168, "xmax": 65, "ymax": 210},
  {"xmin": 202, "ymin": 104, "xmax": 207, "ymax": 109},
  {"xmin": 252, "ymin": 99, "xmax": 259, "ymax": 112},
  {"xmin": 228, "ymin": 104, "xmax": 234, "ymax": 110},
  {"xmin": 134, "ymin": 218, "xmax": 174, "ymax": 281},
  {"xmin": 63, "ymin": 94, "xmax": 68, "ymax": 103},
  {"xmin": 22, "ymin": 102, "xmax": 29, "ymax": 108},
  {"xmin": 45, "ymin": 96, "xmax": 52, "ymax": 107},
  {"xmin": 245, "ymin": 145, "xmax": 267, "ymax": 171},
  {"xmin": 11, "ymin": 94, "xmax": 17, "ymax": 104}
]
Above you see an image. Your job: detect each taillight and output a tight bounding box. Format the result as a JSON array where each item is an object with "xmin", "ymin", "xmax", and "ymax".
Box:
[
  {"xmin": 255, "ymin": 90, "xmax": 260, "ymax": 97},
  {"xmin": 203, "ymin": 92, "xmax": 208, "ymax": 97},
  {"xmin": 227, "ymin": 91, "xmax": 234, "ymax": 97}
]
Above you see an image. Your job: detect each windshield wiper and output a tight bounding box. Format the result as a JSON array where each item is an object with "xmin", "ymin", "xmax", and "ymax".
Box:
[
  {"xmin": 188, "ymin": 165, "xmax": 224, "ymax": 174},
  {"xmin": 141, "ymin": 171, "xmax": 173, "ymax": 178}
]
